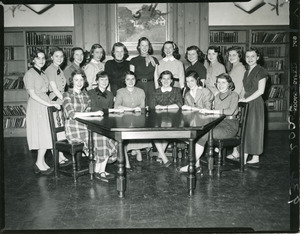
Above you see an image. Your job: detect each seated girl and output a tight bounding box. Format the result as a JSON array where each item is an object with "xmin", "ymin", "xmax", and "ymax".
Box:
[
  {"xmin": 179, "ymin": 73, "xmax": 239, "ymax": 172},
  {"xmin": 63, "ymin": 69, "xmax": 117, "ymax": 182},
  {"xmin": 151, "ymin": 70, "xmax": 183, "ymax": 167},
  {"xmin": 182, "ymin": 70, "xmax": 214, "ymax": 111},
  {"xmin": 114, "ymin": 71, "xmax": 151, "ymax": 168}
]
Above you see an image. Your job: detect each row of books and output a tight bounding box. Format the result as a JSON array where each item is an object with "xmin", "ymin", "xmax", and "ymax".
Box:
[
  {"xmin": 260, "ymin": 47, "xmax": 281, "ymax": 58},
  {"xmin": 266, "ymin": 100, "xmax": 284, "ymax": 111},
  {"xmin": 4, "ymin": 77, "xmax": 24, "ymax": 89},
  {"xmin": 264, "ymin": 60, "xmax": 284, "ymax": 71},
  {"xmin": 4, "ymin": 47, "xmax": 24, "ymax": 61},
  {"xmin": 252, "ymin": 32, "xmax": 286, "ymax": 44},
  {"xmin": 210, "ymin": 31, "xmax": 239, "ymax": 43},
  {"xmin": 26, "ymin": 32, "xmax": 73, "ymax": 45},
  {"xmin": 269, "ymin": 73, "xmax": 283, "ymax": 85},
  {"xmin": 3, "ymin": 118, "xmax": 26, "ymax": 129},
  {"xmin": 4, "ymin": 105, "xmax": 26, "ymax": 116},
  {"xmin": 268, "ymin": 86, "xmax": 285, "ymax": 99},
  {"xmin": 27, "ymin": 47, "xmax": 72, "ymax": 59}
]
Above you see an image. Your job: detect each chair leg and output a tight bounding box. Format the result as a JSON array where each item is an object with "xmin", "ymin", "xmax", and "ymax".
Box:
[
  {"xmin": 76, "ymin": 151, "xmax": 82, "ymax": 171},
  {"xmin": 172, "ymin": 141, "xmax": 177, "ymax": 163},
  {"xmin": 71, "ymin": 153, "xmax": 77, "ymax": 183},
  {"xmin": 217, "ymin": 143, "xmax": 223, "ymax": 177},
  {"xmin": 222, "ymin": 148, "xmax": 227, "ymax": 166},
  {"xmin": 240, "ymin": 144, "xmax": 244, "ymax": 172},
  {"xmin": 54, "ymin": 149, "xmax": 59, "ymax": 178}
]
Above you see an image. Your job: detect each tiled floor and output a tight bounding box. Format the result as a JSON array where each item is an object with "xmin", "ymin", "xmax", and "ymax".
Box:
[{"xmin": 2, "ymin": 130, "xmax": 294, "ymax": 232}]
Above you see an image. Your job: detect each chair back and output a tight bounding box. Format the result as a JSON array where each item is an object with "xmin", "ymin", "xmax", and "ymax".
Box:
[
  {"xmin": 235, "ymin": 102, "xmax": 249, "ymax": 143},
  {"xmin": 47, "ymin": 106, "xmax": 65, "ymax": 143}
]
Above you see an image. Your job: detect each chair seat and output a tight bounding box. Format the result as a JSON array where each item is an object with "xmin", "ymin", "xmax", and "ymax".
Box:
[
  {"xmin": 56, "ymin": 140, "xmax": 84, "ymax": 153},
  {"xmin": 213, "ymin": 137, "xmax": 241, "ymax": 148}
]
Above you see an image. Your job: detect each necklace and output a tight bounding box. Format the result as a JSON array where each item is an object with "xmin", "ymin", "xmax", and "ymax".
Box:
[{"xmin": 218, "ymin": 91, "xmax": 230, "ymax": 101}]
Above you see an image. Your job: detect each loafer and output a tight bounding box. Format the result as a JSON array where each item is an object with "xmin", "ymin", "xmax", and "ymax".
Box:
[
  {"xmin": 59, "ymin": 160, "xmax": 72, "ymax": 167},
  {"xmin": 246, "ymin": 162, "xmax": 260, "ymax": 168},
  {"xmin": 164, "ymin": 161, "xmax": 172, "ymax": 168},
  {"xmin": 94, "ymin": 172, "xmax": 115, "ymax": 182}
]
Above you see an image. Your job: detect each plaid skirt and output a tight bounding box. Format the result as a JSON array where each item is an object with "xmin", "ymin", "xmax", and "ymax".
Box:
[{"xmin": 65, "ymin": 119, "xmax": 117, "ymax": 163}]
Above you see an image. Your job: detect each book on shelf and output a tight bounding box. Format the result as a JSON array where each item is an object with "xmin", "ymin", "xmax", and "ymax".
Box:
[
  {"xmin": 210, "ymin": 31, "xmax": 239, "ymax": 43},
  {"xmin": 4, "ymin": 76, "xmax": 25, "ymax": 89},
  {"xmin": 270, "ymin": 73, "xmax": 282, "ymax": 85},
  {"xmin": 3, "ymin": 105, "xmax": 26, "ymax": 116},
  {"xmin": 26, "ymin": 32, "xmax": 72, "ymax": 45},
  {"xmin": 264, "ymin": 60, "xmax": 284, "ymax": 71},
  {"xmin": 3, "ymin": 117, "xmax": 26, "ymax": 129},
  {"xmin": 267, "ymin": 99, "xmax": 284, "ymax": 111},
  {"xmin": 268, "ymin": 86, "xmax": 285, "ymax": 98},
  {"xmin": 252, "ymin": 32, "xmax": 286, "ymax": 44},
  {"xmin": 261, "ymin": 47, "xmax": 281, "ymax": 58}
]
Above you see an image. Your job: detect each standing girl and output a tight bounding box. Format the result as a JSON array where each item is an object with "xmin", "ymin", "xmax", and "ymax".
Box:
[
  {"xmin": 45, "ymin": 47, "xmax": 67, "ymax": 105},
  {"xmin": 205, "ymin": 46, "xmax": 226, "ymax": 95},
  {"xmin": 239, "ymin": 47, "xmax": 268, "ymax": 166},
  {"xmin": 84, "ymin": 44, "xmax": 106, "ymax": 90},
  {"xmin": 105, "ymin": 42, "xmax": 130, "ymax": 96},
  {"xmin": 24, "ymin": 49, "xmax": 61, "ymax": 174},
  {"xmin": 64, "ymin": 47, "xmax": 84, "ymax": 86},
  {"xmin": 130, "ymin": 37, "xmax": 159, "ymax": 106},
  {"xmin": 155, "ymin": 41, "xmax": 185, "ymax": 90}
]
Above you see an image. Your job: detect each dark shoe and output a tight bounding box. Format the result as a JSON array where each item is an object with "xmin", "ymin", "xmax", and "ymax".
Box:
[
  {"xmin": 59, "ymin": 159, "xmax": 72, "ymax": 167},
  {"xmin": 164, "ymin": 161, "xmax": 172, "ymax": 168},
  {"xmin": 40, "ymin": 167, "xmax": 54, "ymax": 175},
  {"xmin": 247, "ymin": 162, "xmax": 260, "ymax": 168},
  {"xmin": 94, "ymin": 172, "xmax": 115, "ymax": 182},
  {"xmin": 34, "ymin": 164, "xmax": 53, "ymax": 175}
]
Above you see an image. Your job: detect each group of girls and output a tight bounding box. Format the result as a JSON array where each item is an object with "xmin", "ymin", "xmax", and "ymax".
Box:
[{"xmin": 23, "ymin": 36, "xmax": 267, "ymax": 181}]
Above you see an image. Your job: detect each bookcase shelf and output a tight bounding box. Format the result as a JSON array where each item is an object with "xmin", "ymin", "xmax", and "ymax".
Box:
[
  {"xmin": 209, "ymin": 26, "xmax": 289, "ymax": 130},
  {"xmin": 4, "ymin": 27, "xmax": 74, "ymax": 137}
]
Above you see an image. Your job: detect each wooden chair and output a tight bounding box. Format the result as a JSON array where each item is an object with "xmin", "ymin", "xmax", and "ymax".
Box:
[
  {"xmin": 47, "ymin": 106, "xmax": 88, "ymax": 182},
  {"xmin": 213, "ymin": 102, "xmax": 249, "ymax": 176}
]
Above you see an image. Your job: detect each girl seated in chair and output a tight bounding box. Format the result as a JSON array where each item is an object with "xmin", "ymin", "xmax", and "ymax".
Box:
[
  {"xmin": 151, "ymin": 70, "xmax": 183, "ymax": 167},
  {"xmin": 179, "ymin": 73, "xmax": 239, "ymax": 173},
  {"xmin": 114, "ymin": 71, "xmax": 152, "ymax": 168},
  {"xmin": 63, "ymin": 69, "xmax": 117, "ymax": 182}
]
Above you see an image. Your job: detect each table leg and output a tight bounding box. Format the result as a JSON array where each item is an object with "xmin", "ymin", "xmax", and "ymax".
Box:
[
  {"xmin": 187, "ymin": 138, "xmax": 196, "ymax": 196},
  {"xmin": 207, "ymin": 129, "xmax": 214, "ymax": 176},
  {"xmin": 88, "ymin": 130, "xmax": 94, "ymax": 180},
  {"xmin": 117, "ymin": 140, "xmax": 126, "ymax": 198}
]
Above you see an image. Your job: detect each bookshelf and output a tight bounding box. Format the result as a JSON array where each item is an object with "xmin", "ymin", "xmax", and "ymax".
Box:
[
  {"xmin": 4, "ymin": 27, "xmax": 74, "ymax": 137},
  {"xmin": 209, "ymin": 26, "xmax": 289, "ymax": 130}
]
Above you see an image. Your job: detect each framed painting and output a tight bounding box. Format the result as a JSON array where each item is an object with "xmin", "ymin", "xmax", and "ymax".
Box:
[{"xmin": 116, "ymin": 3, "xmax": 169, "ymax": 52}]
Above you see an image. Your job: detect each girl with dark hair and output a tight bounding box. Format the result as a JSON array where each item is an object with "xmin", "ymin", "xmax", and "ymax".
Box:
[
  {"xmin": 182, "ymin": 70, "xmax": 214, "ymax": 111},
  {"xmin": 205, "ymin": 46, "xmax": 226, "ymax": 96},
  {"xmin": 87, "ymin": 71, "xmax": 114, "ymax": 112},
  {"xmin": 64, "ymin": 47, "xmax": 84, "ymax": 86},
  {"xmin": 24, "ymin": 49, "xmax": 61, "ymax": 174},
  {"xmin": 152, "ymin": 70, "xmax": 183, "ymax": 167},
  {"xmin": 179, "ymin": 73, "xmax": 239, "ymax": 173},
  {"xmin": 114, "ymin": 71, "xmax": 150, "ymax": 167},
  {"xmin": 105, "ymin": 42, "xmax": 130, "ymax": 96},
  {"xmin": 130, "ymin": 37, "xmax": 159, "ymax": 106},
  {"xmin": 63, "ymin": 69, "xmax": 117, "ymax": 182},
  {"xmin": 185, "ymin": 45, "xmax": 207, "ymax": 86},
  {"xmin": 226, "ymin": 46, "xmax": 246, "ymax": 97},
  {"xmin": 155, "ymin": 41, "xmax": 185, "ymax": 89},
  {"xmin": 84, "ymin": 43, "xmax": 106, "ymax": 90},
  {"xmin": 45, "ymin": 47, "xmax": 67, "ymax": 104},
  {"xmin": 237, "ymin": 47, "xmax": 268, "ymax": 166}
]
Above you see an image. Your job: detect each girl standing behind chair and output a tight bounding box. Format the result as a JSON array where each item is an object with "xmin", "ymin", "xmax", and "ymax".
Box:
[
  {"xmin": 239, "ymin": 47, "xmax": 268, "ymax": 166},
  {"xmin": 45, "ymin": 47, "xmax": 67, "ymax": 105},
  {"xmin": 179, "ymin": 73, "xmax": 239, "ymax": 173},
  {"xmin": 205, "ymin": 46, "xmax": 226, "ymax": 96},
  {"xmin": 151, "ymin": 70, "xmax": 183, "ymax": 167},
  {"xmin": 182, "ymin": 70, "xmax": 214, "ymax": 111},
  {"xmin": 64, "ymin": 47, "xmax": 85, "ymax": 86},
  {"xmin": 130, "ymin": 37, "xmax": 159, "ymax": 107},
  {"xmin": 185, "ymin": 45, "xmax": 207, "ymax": 87},
  {"xmin": 114, "ymin": 71, "xmax": 151, "ymax": 168},
  {"xmin": 63, "ymin": 69, "xmax": 117, "ymax": 182},
  {"xmin": 84, "ymin": 44, "xmax": 106, "ymax": 90},
  {"xmin": 24, "ymin": 49, "xmax": 61, "ymax": 174},
  {"xmin": 155, "ymin": 41, "xmax": 185, "ymax": 90},
  {"xmin": 105, "ymin": 42, "xmax": 130, "ymax": 96}
]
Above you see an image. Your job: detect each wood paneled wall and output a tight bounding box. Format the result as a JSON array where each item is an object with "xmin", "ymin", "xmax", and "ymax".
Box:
[{"xmin": 74, "ymin": 3, "xmax": 208, "ymax": 61}]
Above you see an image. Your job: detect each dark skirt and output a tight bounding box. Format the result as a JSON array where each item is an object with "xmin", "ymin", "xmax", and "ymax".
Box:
[
  {"xmin": 244, "ymin": 96, "xmax": 265, "ymax": 155},
  {"xmin": 136, "ymin": 80, "xmax": 155, "ymax": 107}
]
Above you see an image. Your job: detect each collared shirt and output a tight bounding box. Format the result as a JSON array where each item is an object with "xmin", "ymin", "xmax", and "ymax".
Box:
[
  {"xmin": 114, "ymin": 87, "xmax": 145, "ymax": 108},
  {"xmin": 84, "ymin": 59, "xmax": 105, "ymax": 90},
  {"xmin": 45, "ymin": 63, "xmax": 67, "ymax": 98},
  {"xmin": 162, "ymin": 56, "xmax": 175, "ymax": 62}
]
